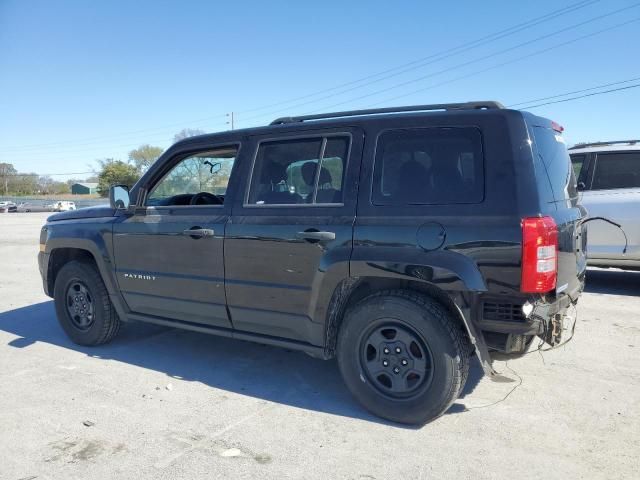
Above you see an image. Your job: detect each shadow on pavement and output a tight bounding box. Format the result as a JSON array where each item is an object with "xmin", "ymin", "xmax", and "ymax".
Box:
[
  {"xmin": 0, "ymin": 301, "xmax": 482, "ymax": 425},
  {"xmin": 585, "ymin": 268, "xmax": 640, "ymax": 296}
]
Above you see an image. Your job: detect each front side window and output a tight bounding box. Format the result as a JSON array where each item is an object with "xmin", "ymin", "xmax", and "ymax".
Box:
[
  {"xmin": 147, "ymin": 147, "xmax": 236, "ymax": 206},
  {"xmin": 372, "ymin": 127, "xmax": 484, "ymax": 205},
  {"xmin": 592, "ymin": 152, "xmax": 640, "ymax": 190},
  {"xmin": 247, "ymin": 136, "xmax": 349, "ymax": 205}
]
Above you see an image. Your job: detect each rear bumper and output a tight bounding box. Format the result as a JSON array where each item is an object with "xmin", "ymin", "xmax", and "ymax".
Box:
[
  {"xmin": 478, "ymin": 276, "xmax": 583, "ymax": 355},
  {"xmin": 478, "ymin": 294, "xmax": 574, "ymax": 336}
]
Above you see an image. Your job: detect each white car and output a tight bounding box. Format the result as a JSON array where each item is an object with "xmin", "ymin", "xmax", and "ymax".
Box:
[
  {"xmin": 569, "ymin": 140, "xmax": 640, "ymax": 270},
  {"xmin": 0, "ymin": 201, "xmax": 17, "ymax": 213},
  {"xmin": 52, "ymin": 201, "xmax": 76, "ymax": 212}
]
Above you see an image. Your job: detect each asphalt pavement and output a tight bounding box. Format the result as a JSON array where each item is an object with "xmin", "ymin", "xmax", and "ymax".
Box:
[{"xmin": 0, "ymin": 213, "xmax": 638, "ymax": 480}]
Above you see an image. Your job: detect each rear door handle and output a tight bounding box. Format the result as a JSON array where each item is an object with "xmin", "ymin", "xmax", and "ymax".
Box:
[
  {"xmin": 182, "ymin": 228, "xmax": 215, "ymax": 238},
  {"xmin": 296, "ymin": 231, "xmax": 336, "ymax": 242}
]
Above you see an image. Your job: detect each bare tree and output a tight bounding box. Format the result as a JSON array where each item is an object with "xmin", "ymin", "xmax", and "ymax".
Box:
[
  {"xmin": 128, "ymin": 144, "xmax": 164, "ymax": 173},
  {"xmin": 0, "ymin": 162, "xmax": 17, "ymax": 195},
  {"xmin": 173, "ymin": 128, "xmax": 206, "ymax": 143}
]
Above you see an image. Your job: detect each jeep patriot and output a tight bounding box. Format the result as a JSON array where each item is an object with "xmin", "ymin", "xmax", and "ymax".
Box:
[{"xmin": 39, "ymin": 102, "xmax": 586, "ymax": 424}]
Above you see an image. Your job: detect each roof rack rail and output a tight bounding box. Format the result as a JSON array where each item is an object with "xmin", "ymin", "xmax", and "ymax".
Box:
[
  {"xmin": 270, "ymin": 101, "xmax": 505, "ymax": 125},
  {"xmin": 569, "ymin": 139, "xmax": 640, "ymax": 149}
]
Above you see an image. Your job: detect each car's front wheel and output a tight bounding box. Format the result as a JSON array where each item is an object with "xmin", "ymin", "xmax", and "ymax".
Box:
[
  {"xmin": 337, "ymin": 290, "xmax": 470, "ymax": 425},
  {"xmin": 53, "ymin": 260, "xmax": 121, "ymax": 346}
]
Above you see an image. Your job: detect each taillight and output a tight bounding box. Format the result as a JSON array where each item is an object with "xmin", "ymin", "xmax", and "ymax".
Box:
[{"xmin": 521, "ymin": 216, "xmax": 558, "ymax": 293}]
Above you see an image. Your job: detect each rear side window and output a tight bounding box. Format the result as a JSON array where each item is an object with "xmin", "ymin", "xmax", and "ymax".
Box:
[
  {"xmin": 372, "ymin": 127, "xmax": 484, "ymax": 205},
  {"xmin": 247, "ymin": 136, "xmax": 349, "ymax": 205},
  {"xmin": 532, "ymin": 127, "xmax": 577, "ymax": 201},
  {"xmin": 592, "ymin": 152, "xmax": 640, "ymax": 190}
]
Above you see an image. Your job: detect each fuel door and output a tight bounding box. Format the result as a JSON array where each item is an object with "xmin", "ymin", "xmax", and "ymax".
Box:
[{"xmin": 417, "ymin": 222, "xmax": 446, "ymax": 251}]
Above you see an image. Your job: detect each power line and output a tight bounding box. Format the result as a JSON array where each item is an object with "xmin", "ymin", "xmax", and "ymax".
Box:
[
  {"xmin": 0, "ymin": 126, "xmax": 224, "ymax": 159},
  {"xmin": 0, "ymin": 120, "xmax": 227, "ymax": 155},
  {"xmin": 3, "ymin": 6, "xmax": 639, "ymax": 163},
  {"xmin": 508, "ymin": 76, "xmax": 640, "ymax": 107},
  {"xmin": 3, "ymin": 171, "xmax": 95, "ymax": 177},
  {"xmin": 0, "ymin": 0, "xmax": 601, "ymax": 153},
  {"xmin": 240, "ymin": 0, "xmax": 628, "ymax": 123},
  {"xmin": 296, "ymin": 5, "xmax": 640, "ymax": 115},
  {"xmin": 5, "ymin": 77, "xmax": 640, "ymax": 175},
  {"xmin": 4, "ymin": 1, "xmax": 627, "ymax": 158},
  {"xmin": 2, "ymin": 136, "xmax": 174, "ymax": 158},
  {"xmin": 360, "ymin": 15, "xmax": 640, "ymax": 108},
  {"xmin": 0, "ymin": 117, "xmax": 227, "ymax": 152},
  {"xmin": 234, "ymin": 0, "xmax": 601, "ymax": 117},
  {"xmin": 8, "ymin": 1, "xmax": 634, "ymax": 159},
  {"xmin": 515, "ymin": 82, "xmax": 640, "ymax": 108}
]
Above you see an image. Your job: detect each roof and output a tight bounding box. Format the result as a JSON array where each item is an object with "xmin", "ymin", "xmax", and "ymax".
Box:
[
  {"xmin": 269, "ymin": 101, "xmax": 504, "ymax": 125},
  {"xmin": 171, "ymin": 101, "xmax": 527, "ymax": 151},
  {"xmin": 568, "ymin": 140, "xmax": 640, "ymax": 154},
  {"xmin": 73, "ymin": 182, "xmax": 99, "ymax": 188}
]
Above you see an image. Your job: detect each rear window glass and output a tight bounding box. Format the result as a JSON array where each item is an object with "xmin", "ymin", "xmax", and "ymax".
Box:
[
  {"xmin": 592, "ymin": 152, "xmax": 640, "ymax": 190},
  {"xmin": 372, "ymin": 127, "xmax": 484, "ymax": 205},
  {"xmin": 532, "ymin": 127, "xmax": 577, "ymax": 201}
]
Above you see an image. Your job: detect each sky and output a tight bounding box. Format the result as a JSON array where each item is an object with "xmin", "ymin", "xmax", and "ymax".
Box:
[{"xmin": 1, "ymin": 0, "xmax": 639, "ymax": 180}]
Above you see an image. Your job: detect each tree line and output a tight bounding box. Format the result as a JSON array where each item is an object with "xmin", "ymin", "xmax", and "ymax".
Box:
[
  {"xmin": 96, "ymin": 128, "xmax": 204, "ymax": 196},
  {"xmin": 0, "ymin": 162, "xmax": 97, "ymax": 196},
  {"xmin": 0, "ymin": 129, "xmax": 204, "ymax": 197}
]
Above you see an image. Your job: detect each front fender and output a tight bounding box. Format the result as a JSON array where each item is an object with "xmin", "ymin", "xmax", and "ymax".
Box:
[{"xmin": 43, "ymin": 218, "xmax": 119, "ymax": 298}]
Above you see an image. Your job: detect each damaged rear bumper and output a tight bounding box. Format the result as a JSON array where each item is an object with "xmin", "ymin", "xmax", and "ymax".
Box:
[{"xmin": 478, "ymin": 282, "xmax": 582, "ymax": 359}]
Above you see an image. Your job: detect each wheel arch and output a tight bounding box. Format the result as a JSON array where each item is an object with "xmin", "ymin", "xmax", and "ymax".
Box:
[
  {"xmin": 44, "ymin": 227, "xmax": 117, "ymax": 293},
  {"xmin": 324, "ymin": 276, "xmax": 496, "ymax": 375},
  {"xmin": 47, "ymin": 247, "xmax": 97, "ymax": 295}
]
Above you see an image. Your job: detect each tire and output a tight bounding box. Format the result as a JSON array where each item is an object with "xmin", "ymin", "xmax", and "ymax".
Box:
[
  {"xmin": 337, "ymin": 290, "xmax": 470, "ymax": 425},
  {"xmin": 53, "ymin": 260, "xmax": 121, "ymax": 346}
]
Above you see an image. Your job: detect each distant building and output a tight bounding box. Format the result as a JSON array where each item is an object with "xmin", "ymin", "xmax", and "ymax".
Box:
[{"xmin": 71, "ymin": 182, "xmax": 99, "ymax": 195}]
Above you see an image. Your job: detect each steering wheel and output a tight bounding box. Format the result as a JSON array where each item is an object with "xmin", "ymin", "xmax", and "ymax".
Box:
[{"xmin": 190, "ymin": 192, "xmax": 223, "ymax": 206}]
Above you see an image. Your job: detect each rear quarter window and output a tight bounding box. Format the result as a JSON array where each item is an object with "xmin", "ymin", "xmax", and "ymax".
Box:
[
  {"xmin": 569, "ymin": 153, "xmax": 586, "ymax": 179},
  {"xmin": 532, "ymin": 126, "xmax": 577, "ymax": 201},
  {"xmin": 371, "ymin": 127, "xmax": 484, "ymax": 205},
  {"xmin": 591, "ymin": 152, "xmax": 640, "ymax": 190}
]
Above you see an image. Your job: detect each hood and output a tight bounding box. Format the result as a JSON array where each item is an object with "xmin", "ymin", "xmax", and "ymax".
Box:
[{"xmin": 48, "ymin": 205, "xmax": 115, "ymax": 221}]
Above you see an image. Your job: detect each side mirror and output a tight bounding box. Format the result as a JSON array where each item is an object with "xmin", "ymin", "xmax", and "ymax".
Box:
[
  {"xmin": 577, "ymin": 182, "xmax": 586, "ymax": 191},
  {"xmin": 109, "ymin": 185, "xmax": 130, "ymax": 209}
]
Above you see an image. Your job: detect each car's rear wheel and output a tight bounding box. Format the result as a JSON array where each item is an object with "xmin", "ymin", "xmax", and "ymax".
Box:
[
  {"xmin": 53, "ymin": 260, "xmax": 121, "ymax": 345},
  {"xmin": 337, "ymin": 290, "xmax": 470, "ymax": 425}
]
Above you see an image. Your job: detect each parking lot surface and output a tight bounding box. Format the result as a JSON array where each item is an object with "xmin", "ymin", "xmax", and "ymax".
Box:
[{"xmin": 0, "ymin": 213, "xmax": 638, "ymax": 480}]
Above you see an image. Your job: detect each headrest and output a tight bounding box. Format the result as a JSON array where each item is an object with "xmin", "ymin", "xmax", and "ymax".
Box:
[{"xmin": 261, "ymin": 162, "xmax": 288, "ymax": 184}]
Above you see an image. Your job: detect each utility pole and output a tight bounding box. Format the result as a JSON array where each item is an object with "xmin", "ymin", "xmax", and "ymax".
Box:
[{"xmin": 226, "ymin": 112, "xmax": 235, "ymax": 130}]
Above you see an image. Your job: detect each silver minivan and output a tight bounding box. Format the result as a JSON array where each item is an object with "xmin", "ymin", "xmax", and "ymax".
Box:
[{"xmin": 570, "ymin": 140, "xmax": 640, "ymax": 270}]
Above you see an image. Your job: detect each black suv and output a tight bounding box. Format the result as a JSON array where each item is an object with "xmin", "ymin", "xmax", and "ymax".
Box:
[{"xmin": 38, "ymin": 102, "xmax": 586, "ymax": 424}]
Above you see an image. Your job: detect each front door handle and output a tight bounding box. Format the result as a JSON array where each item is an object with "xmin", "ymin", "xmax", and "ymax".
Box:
[
  {"xmin": 296, "ymin": 231, "xmax": 336, "ymax": 242},
  {"xmin": 182, "ymin": 228, "xmax": 215, "ymax": 238}
]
